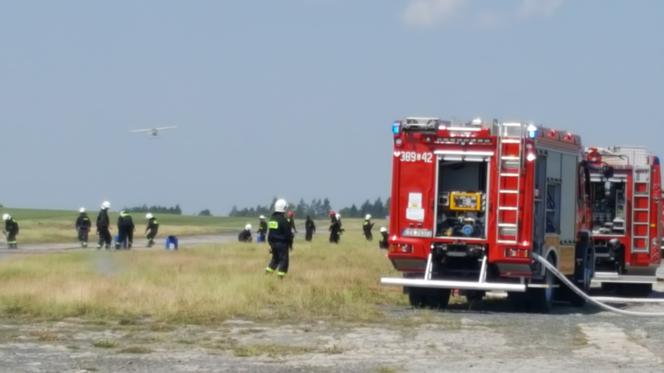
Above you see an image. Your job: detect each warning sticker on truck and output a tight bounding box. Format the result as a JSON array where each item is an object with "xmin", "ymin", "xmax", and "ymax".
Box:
[{"xmin": 406, "ymin": 192, "xmax": 425, "ymax": 222}]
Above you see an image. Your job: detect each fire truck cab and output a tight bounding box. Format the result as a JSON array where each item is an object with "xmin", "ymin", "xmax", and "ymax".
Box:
[
  {"xmin": 381, "ymin": 117, "xmax": 595, "ymax": 312},
  {"xmin": 585, "ymin": 146, "xmax": 662, "ymax": 295}
]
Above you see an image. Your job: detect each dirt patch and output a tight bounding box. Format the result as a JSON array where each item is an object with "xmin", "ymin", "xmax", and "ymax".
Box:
[{"xmin": 2, "ymin": 300, "xmax": 664, "ymax": 372}]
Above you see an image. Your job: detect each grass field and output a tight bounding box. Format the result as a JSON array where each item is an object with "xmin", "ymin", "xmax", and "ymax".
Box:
[
  {"xmin": 0, "ymin": 208, "xmax": 261, "ymax": 244},
  {"xmin": 0, "ymin": 216, "xmax": 404, "ymax": 324}
]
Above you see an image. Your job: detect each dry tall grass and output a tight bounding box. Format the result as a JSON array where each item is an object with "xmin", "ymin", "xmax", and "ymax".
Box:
[{"xmin": 0, "ymin": 234, "xmax": 404, "ymax": 323}]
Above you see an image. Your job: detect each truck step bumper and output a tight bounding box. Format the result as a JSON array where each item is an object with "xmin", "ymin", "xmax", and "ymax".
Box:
[
  {"xmin": 591, "ymin": 271, "xmax": 657, "ymax": 286},
  {"xmin": 380, "ymin": 277, "xmax": 526, "ymax": 292}
]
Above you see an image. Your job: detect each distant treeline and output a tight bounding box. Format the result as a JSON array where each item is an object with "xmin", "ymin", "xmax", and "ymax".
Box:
[
  {"xmin": 229, "ymin": 197, "xmax": 390, "ymax": 219},
  {"xmin": 125, "ymin": 204, "xmax": 183, "ymax": 215}
]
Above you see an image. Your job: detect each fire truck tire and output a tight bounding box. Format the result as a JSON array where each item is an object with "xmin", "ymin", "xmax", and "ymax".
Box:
[
  {"xmin": 407, "ymin": 287, "xmax": 426, "ymax": 307},
  {"xmin": 568, "ymin": 239, "xmax": 594, "ymax": 307},
  {"xmin": 408, "ymin": 288, "xmax": 450, "ymax": 309},
  {"xmin": 526, "ymin": 256, "xmax": 556, "ymax": 313},
  {"xmin": 507, "ymin": 292, "xmax": 528, "ymax": 309},
  {"xmin": 617, "ymin": 283, "xmax": 653, "ymax": 297}
]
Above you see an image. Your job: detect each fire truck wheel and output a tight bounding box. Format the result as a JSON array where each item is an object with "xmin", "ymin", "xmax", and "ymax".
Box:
[
  {"xmin": 507, "ymin": 292, "xmax": 528, "ymax": 310},
  {"xmin": 408, "ymin": 288, "xmax": 450, "ymax": 309},
  {"xmin": 424, "ymin": 288, "xmax": 451, "ymax": 309},
  {"xmin": 617, "ymin": 283, "xmax": 653, "ymax": 297},
  {"xmin": 526, "ymin": 260, "xmax": 555, "ymax": 313},
  {"xmin": 407, "ymin": 287, "xmax": 426, "ymax": 308}
]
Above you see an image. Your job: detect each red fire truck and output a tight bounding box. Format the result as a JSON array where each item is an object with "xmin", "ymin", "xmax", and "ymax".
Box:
[
  {"xmin": 381, "ymin": 117, "xmax": 595, "ymax": 312},
  {"xmin": 585, "ymin": 146, "xmax": 662, "ymax": 295}
]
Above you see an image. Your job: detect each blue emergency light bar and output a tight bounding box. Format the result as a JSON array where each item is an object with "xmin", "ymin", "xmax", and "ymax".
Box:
[{"xmin": 392, "ymin": 121, "xmax": 400, "ymax": 135}]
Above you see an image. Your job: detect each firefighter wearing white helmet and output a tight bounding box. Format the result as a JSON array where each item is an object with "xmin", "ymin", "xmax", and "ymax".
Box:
[
  {"xmin": 116, "ymin": 210, "xmax": 135, "ymax": 249},
  {"xmin": 257, "ymin": 215, "xmax": 268, "ymax": 243},
  {"xmin": 329, "ymin": 212, "xmax": 343, "ymax": 244},
  {"xmin": 238, "ymin": 223, "xmax": 253, "ymax": 242},
  {"xmin": 363, "ymin": 214, "xmax": 375, "ymax": 241},
  {"xmin": 96, "ymin": 201, "xmax": 112, "ymax": 249},
  {"xmin": 265, "ymin": 198, "xmax": 294, "ymax": 278},
  {"xmin": 379, "ymin": 227, "xmax": 389, "ymax": 249},
  {"xmin": 75, "ymin": 207, "xmax": 91, "ymax": 248},
  {"xmin": 145, "ymin": 213, "xmax": 159, "ymax": 247},
  {"xmin": 2, "ymin": 213, "xmax": 19, "ymax": 249}
]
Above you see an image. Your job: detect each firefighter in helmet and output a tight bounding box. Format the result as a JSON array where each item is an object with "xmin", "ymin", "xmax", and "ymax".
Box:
[
  {"xmin": 2, "ymin": 213, "xmax": 19, "ymax": 249},
  {"xmin": 305, "ymin": 215, "xmax": 316, "ymax": 241},
  {"xmin": 97, "ymin": 201, "xmax": 112, "ymax": 249},
  {"xmin": 329, "ymin": 212, "xmax": 343, "ymax": 244},
  {"xmin": 145, "ymin": 213, "xmax": 159, "ymax": 247},
  {"xmin": 116, "ymin": 210, "xmax": 135, "ymax": 249},
  {"xmin": 379, "ymin": 227, "xmax": 389, "ymax": 249},
  {"xmin": 363, "ymin": 214, "xmax": 375, "ymax": 241},
  {"xmin": 238, "ymin": 223, "xmax": 253, "ymax": 242},
  {"xmin": 75, "ymin": 207, "xmax": 91, "ymax": 248},
  {"xmin": 265, "ymin": 199, "xmax": 294, "ymax": 278},
  {"xmin": 257, "ymin": 215, "xmax": 268, "ymax": 242}
]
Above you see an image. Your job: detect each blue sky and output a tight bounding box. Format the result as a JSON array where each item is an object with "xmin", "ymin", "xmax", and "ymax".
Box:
[{"xmin": 1, "ymin": 0, "xmax": 662, "ymax": 215}]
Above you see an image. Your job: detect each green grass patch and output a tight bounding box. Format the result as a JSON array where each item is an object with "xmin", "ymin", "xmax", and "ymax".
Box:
[
  {"xmin": 232, "ymin": 343, "xmax": 318, "ymax": 358},
  {"xmin": 0, "ymin": 226, "xmax": 403, "ymax": 324},
  {"xmin": 118, "ymin": 346, "xmax": 152, "ymax": 354},
  {"xmin": 93, "ymin": 340, "xmax": 117, "ymax": 349}
]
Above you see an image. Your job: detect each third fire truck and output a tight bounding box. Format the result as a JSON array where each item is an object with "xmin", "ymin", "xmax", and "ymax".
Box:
[
  {"xmin": 381, "ymin": 117, "xmax": 596, "ymax": 312},
  {"xmin": 585, "ymin": 146, "xmax": 662, "ymax": 295}
]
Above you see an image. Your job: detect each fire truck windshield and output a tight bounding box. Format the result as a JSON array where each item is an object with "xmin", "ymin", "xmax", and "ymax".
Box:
[
  {"xmin": 590, "ymin": 177, "xmax": 626, "ymax": 235},
  {"xmin": 436, "ymin": 160, "xmax": 488, "ymax": 238}
]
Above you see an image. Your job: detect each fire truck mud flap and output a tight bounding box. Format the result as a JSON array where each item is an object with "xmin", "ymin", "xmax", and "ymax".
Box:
[{"xmin": 380, "ymin": 277, "xmax": 526, "ymax": 292}]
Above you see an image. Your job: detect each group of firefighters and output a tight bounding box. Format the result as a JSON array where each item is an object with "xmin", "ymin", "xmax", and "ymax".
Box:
[
  {"xmin": 2, "ymin": 202, "xmax": 161, "ymax": 250},
  {"xmin": 238, "ymin": 210, "xmax": 389, "ymax": 247},
  {"xmin": 236, "ymin": 199, "xmax": 390, "ymax": 279},
  {"xmin": 75, "ymin": 201, "xmax": 160, "ymax": 249},
  {"xmin": 3, "ymin": 199, "xmax": 389, "ymax": 281}
]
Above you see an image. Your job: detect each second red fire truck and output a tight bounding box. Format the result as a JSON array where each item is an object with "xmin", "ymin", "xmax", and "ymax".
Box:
[
  {"xmin": 381, "ymin": 117, "xmax": 596, "ymax": 312},
  {"xmin": 585, "ymin": 146, "xmax": 662, "ymax": 296}
]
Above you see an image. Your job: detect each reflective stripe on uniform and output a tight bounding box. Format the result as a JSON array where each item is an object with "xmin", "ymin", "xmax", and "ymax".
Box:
[
  {"xmin": 277, "ymin": 271, "xmax": 286, "ymax": 277},
  {"xmin": 265, "ymin": 267, "xmax": 275, "ymax": 273},
  {"xmin": 268, "ymin": 221, "xmax": 278, "ymax": 229}
]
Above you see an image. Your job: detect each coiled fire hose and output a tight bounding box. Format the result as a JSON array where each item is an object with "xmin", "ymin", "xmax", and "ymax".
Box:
[{"xmin": 532, "ymin": 253, "xmax": 664, "ymax": 317}]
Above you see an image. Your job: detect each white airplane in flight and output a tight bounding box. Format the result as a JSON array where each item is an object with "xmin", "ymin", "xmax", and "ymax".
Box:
[{"xmin": 130, "ymin": 126, "xmax": 178, "ymax": 136}]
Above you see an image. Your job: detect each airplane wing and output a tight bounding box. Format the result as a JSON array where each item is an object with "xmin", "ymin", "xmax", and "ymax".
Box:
[
  {"xmin": 155, "ymin": 126, "xmax": 178, "ymax": 131},
  {"xmin": 130, "ymin": 128, "xmax": 153, "ymax": 133}
]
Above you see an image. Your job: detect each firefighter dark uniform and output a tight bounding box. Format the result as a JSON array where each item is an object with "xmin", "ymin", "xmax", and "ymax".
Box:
[
  {"xmin": 145, "ymin": 216, "xmax": 159, "ymax": 247},
  {"xmin": 238, "ymin": 228, "xmax": 252, "ymax": 242},
  {"xmin": 363, "ymin": 218, "xmax": 374, "ymax": 241},
  {"xmin": 3, "ymin": 216, "xmax": 19, "ymax": 249},
  {"xmin": 117, "ymin": 211, "xmax": 135, "ymax": 249},
  {"xmin": 75, "ymin": 211, "xmax": 91, "ymax": 247},
  {"xmin": 305, "ymin": 216, "xmax": 316, "ymax": 242},
  {"xmin": 266, "ymin": 212, "xmax": 294, "ymax": 278},
  {"xmin": 379, "ymin": 227, "xmax": 389, "ymax": 249},
  {"xmin": 257, "ymin": 216, "xmax": 268, "ymax": 243},
  {"xmin": 329, "ymin": 215, "xmax": 343, "ymax": 244},
  {"xmin": 97, "ymin": 208, "xmax": 112, "ymax": 249}
]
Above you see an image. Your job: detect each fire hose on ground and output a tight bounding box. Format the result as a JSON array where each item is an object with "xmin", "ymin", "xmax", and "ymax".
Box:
[{"xmin": 532, "ymin": 253, "xmax": 664, "ymax": 317}]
